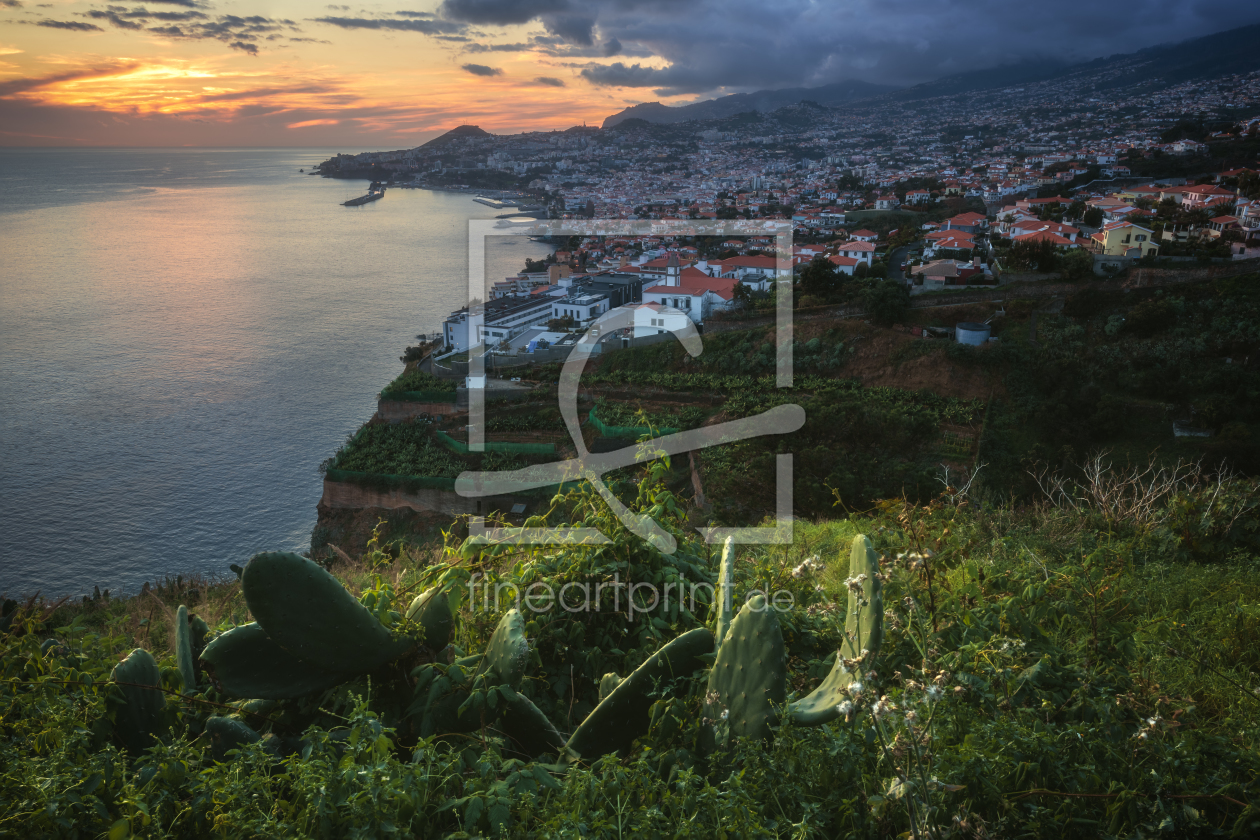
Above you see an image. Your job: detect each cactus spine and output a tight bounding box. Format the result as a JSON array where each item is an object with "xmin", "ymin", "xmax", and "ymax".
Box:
[{"xmin": 787, "ymin": 534, "xmax": 883, "ymax": 726}]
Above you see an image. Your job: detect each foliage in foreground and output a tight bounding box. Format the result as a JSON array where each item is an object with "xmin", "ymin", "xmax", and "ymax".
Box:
[{"xmin": 2, "ymin": 467, "xmax": 1260, "ymax": 838}]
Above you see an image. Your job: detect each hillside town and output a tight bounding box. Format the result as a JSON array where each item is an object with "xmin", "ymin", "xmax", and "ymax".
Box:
[{"xmin": 317, "ymin": 64, "xmax": 1260, "ymax": 358}]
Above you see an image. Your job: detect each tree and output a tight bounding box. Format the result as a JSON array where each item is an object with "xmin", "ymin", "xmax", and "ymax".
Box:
[
  {"xmin": 864, "ymin": 278, "xmax": 910, "ymax": 326},
  {"xmin": 799, "ymin": 255, "xmax": 844, "ymax": 300},
  {"xmin": 1058, "ymin": 248, "xmax": 1094, "ymax": 282},
  {"xmin": 1083, "ymin": 207, "xmax": 1104, "ymax": 228},
  {"xmin": 733, "ymin": 281, "xmax": 754, "ymax": 307}
]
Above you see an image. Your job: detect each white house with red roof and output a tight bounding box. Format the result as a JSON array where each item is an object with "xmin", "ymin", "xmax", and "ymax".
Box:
[
  {"xmin": 905, "ymin": 189, "xmax": 931, "ymax": 205},
  {"xmin": 1011, "ymin": 230, "xmax": 1080, "ymax": 249},
  {"xmin": 640, "ymin": 253, "xmax": 741, "ymax": 324},
  {"xmin": 849, "ymin": 229, "xmax": 878, "ymax": 242},
  {"xmin": 923, "ymin": 232, "xmax": 976, "ymax": 258},
  {"xmin": 944, "ymin": 212, "xmax": 988, "ymax": 234},
  {"xmin": 1008, "ymin": 221, "xmax": 1080, "ymax": 242},
  {"xmin": 625, "ymin": 301, "xmax": 693, "ymax": 338},
  {"xmin": 710, "ymin": 254, "xmax": 791, "ymax": 290},
  {"xmin": 828, "ymin": 254, "xmax": 860, "ymax": 275},
  {"xmin": 835, "ymin": 240, "xmax": 875, "ymax": 264}
]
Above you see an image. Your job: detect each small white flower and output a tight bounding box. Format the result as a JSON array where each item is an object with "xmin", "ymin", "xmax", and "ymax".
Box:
[
  {"xmin": 905, "ymin": 710, "xmax": 918, "ymax": 724},
  {"xmin": 850, "ymin": 682, "xmax": 864, "ymax": 697},
  {"xmin": 837, "ymin": 700, "xmax": 854, "ymax": 717},
  {"xmin": 925, "ymin": 685, "xmax": 943, "ymax": 703},
  {"xmin": 1146, "ymin": 716, "xmax": 1159, "ymax": 727},
  {"xmin": 720, "ymin": 709, "xmax": 729, "ymax": 720}
]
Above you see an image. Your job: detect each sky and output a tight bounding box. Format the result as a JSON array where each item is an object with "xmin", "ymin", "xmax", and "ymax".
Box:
[{"xmin": 1, "ymin": 0, "xmax": 1258, "ymax": 147}]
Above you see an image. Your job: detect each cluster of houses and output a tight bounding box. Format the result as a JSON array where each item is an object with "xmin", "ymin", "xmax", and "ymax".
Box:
[{"xmin": 442, "ymin": 247, "xmax": 796, "ymax": 355}]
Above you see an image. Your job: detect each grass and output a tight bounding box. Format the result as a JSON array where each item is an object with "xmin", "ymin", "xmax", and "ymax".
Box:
[{"xmin": 5, "ymin": 475, "xmax": 1257, "ymax": 838}]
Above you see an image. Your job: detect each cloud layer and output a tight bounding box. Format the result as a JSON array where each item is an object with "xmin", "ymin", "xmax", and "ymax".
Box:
[{"xmin": 440, "ymin": 0, "xmax": 1260, "ymax": 94}]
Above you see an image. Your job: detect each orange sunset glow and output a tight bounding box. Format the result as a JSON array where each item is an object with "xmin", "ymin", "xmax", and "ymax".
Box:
[{"xmin": 0, "ymin": 0, "xmax": 673, "ymax": 146}]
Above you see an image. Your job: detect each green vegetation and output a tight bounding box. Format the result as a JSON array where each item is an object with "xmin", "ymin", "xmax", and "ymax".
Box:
[
  {"xmin": 979, "ymin": 275, "xmax": 1260, "ymax": 497},
  {"xmin": 590, "ymin": 398, "xmax": 706, "ymax": 432},
  {"xmin": 328, "ymin": 421, "xmax": 466, "ymax": 478},
  {"xmin": 4, "ymin": 462, "xmax": 1260, "ymax": 838},
  {"xmin": 381, "ymin": 368, "xmax": 458, "ymax": 401}
]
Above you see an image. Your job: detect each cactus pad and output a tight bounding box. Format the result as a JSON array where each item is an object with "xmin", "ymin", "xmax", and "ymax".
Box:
[
  {"xmin": 497, "ymin": 692, "xmax": 566, "ymax": 759},
  {"xmin": 714, "ymin": 536, "xmax": 737, "ymax": 651},
  {"xmin": 205, "ymin": 716, "xmax": 261, "ymax": 761},
  {"xmin": 241, "ymin": 551, "xmax": 414, "ymax": 674},
  {"xmin": 201, "ymin": 622, "xmax": 346, "ymax": 700},
  {"xmin": 175, "ymin": 605, "xmax": 196, "ymax": 694},
  {"xmin": 475, "ymin": 609, "xmax": 529, "ymax": 690},
  {"xmin": 110, "ymin": 648, "xmax": 166, "ymax": 755},
  {"xmin": 566, "ymin": 627, "xmax": 713, "ymax": 761},
  {"xmin": 788, "ymin": 534, "xmax": 883, "ymax": 726},
  {"xmin": 406, "ymin": 587, "xmax": 454, "ymax": 652},
  {"xmin": 704, "ymin": 594, "xmax": 787, "ymax": 748}
]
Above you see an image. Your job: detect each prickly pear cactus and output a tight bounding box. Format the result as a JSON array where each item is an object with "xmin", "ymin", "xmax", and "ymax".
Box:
[
  {"xmin": 497, "ymin": 692, "xmax": 566, "ymax": 759},
  {"xmin": 475, "ymin": 609, "xmax": 529, "ymax": 690},
  {"xmin": 788, "ymin": 534, "xmax": 883, "ymax": 726},
  {"xmin": 598, "ymin": 672, "xmax": 622, "ymax": 701},
  {"xmin": 200, "ymin": 622, "xmax": 345, "ymax": 700},
  {"xmin": 406, "ymin": 587, "xmax": 454, "ymax": 652},
  {"xmin": 566, "ymin": 627, "xmax": 714, "ymax": 761},
  {"xmin": 702, "ymin": 594, "xmax": 787, "ymax": 750},
  {"xmin": 241, "ymin": 551, "xmax": 413, "ymax": 674},
  {"xmin": 189, "ymin": 615, "xmax": 209, "ymax": 656},
  {"xmin": 175, "ymin": 605, "xmax": 196, "ymax": 694},
  {"xmin": 714, "ymin": 536, "xmax": 737, "ymax": 652},
  {"xmin": 205, "ymin": 716, "xmax": 261, "ymax": 762},
  {"xmin": 110, "ymin": 648, "xmax": 166, "ymax": 755}
]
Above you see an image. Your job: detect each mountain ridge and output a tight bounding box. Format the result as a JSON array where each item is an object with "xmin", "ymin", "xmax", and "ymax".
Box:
[{"xmin": 600, "ymin": 22, "xmax": 1260, "ymax": 128}]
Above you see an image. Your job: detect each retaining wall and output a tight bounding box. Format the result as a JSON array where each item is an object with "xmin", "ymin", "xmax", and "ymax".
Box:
[{"xmin": 319, "ymin": 477, "xmax": 519, "ymax": 517}]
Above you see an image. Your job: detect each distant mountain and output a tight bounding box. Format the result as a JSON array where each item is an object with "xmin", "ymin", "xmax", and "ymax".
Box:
[
  {"xmin": 600, "ymin": 23, "xmax": 1260, "ymax": 128},
  {"xmin": 420, "ymin": 124, "xmax": 493, "ymax": 149},
  {"xmin": 888, "ymin": 23, "xmax": 1260, "ymax": 103},
  {"xmin": 601, "ymin": 80, "xmax": 897, "ymax": 128}
]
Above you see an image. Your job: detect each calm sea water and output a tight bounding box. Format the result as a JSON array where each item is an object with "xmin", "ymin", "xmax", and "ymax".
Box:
[{"xmin": 0, "ymin": 148, "xmax": 550, "ymax": 598}]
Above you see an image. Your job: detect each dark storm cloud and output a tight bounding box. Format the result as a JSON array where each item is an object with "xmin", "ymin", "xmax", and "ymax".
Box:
[
  {"xmin": 437, "ymin": 0, "xmax": 1260, "ymax": 94},
  {"xmin": 35, "ymin": 19, "xmax": 103, "ymax": 31},
  {"xmin": 461, "ymin": 62, "xmax": 503, "ymax": 76},
  {"xmin": 312, "ymin": 15, "xmax": 467, "ymax": 34},
  {"xmin": 533, "ymin": 75, "xmax": 565, "ymax": 86},
  {"xmin": 1, "ymin": 0, "xmax": 24, "ymax": 8},
  {"xmin": 0, "ymin": 62, "xmax": 140, "ymax": 96},
  {"xmin": 438, "ymin": 0, "xmax": 568, "ymax": 26},
  {"xmin": 142, "ymin": 14, "xmax": 299, "ymax": 53},
  {"xmin": 394, "ymin": 10, "xmax": 436, "ymax": 17},
  {"xmin": 463, "ymin": 41, "xmax": 533, "ymax": 52}
]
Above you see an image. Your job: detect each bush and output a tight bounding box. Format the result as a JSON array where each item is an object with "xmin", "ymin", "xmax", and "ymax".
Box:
[{"xmin": 863, "ymin": 278, "xmax": 910, "ymax": 325}]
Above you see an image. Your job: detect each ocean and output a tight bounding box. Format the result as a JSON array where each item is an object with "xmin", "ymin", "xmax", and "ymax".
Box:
[{"xmin": 0, "ymin": 147, "xmax": 551, "ymax": 598}]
